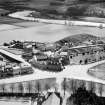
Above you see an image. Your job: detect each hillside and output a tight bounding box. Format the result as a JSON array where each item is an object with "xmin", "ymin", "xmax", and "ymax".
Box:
[
  {"xmin": 0, "ymin": 0, "xmax": 105, "ymax": 19},
  {"xmin": 56, "ymin": 34, "xmax": 99, "ymax": 46}
]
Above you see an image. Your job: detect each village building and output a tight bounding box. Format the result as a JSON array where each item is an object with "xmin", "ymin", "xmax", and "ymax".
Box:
[
  {"xmin": 32, "ymin": 52, "xmax": 64, "ymax": 71},
  {"xmin": 68, "ymin": 45, "xmax": 105, "ymax": 65},
  {"xmin": 42, "ymin": 92, "xmax": 61, "ymax": 105}
]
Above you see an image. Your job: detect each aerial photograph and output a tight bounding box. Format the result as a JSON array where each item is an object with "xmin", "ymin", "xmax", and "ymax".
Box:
[{"xmin": 0, "ymin": 0, "xmax": 105, "ymax": 105}]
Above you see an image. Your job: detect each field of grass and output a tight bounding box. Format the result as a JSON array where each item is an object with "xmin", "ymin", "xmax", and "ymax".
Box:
[
  {"xmin": 0, "ymin": 21, "xmax": 105, "ymax": 44},
  {"xmin": 0, "ymin": 8, "xmax": 24, "ymax": 24},
  {"xmin": 79, "ymin": 16, "xmax": 105, "ymax": 23},
  {"xmin": 56, "ymin": 33, "xmax": 98, "ymax": 46},
  {"xmin": 0, "ymin": 16, "xmax": 26, "ymax": 24}
]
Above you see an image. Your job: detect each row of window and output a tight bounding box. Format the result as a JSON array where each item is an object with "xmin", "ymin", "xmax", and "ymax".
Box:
[
  {"xmin": 70, "ymin": 55, "xmax": 105, "ymax": 64},
  {"xmin": 69, "ymin": 49, "xmax": 105, "ymax": 59}
]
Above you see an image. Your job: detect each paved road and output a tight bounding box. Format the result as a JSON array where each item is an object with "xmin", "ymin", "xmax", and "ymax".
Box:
[
  {"xmin": 0, "ymin": 48, "xmax": 105, "ymax": 85},
  {"xmin": 0, "ymin": 10, "xmax": 105, "ymax": 84},
  {"xmin": 0, "ymin": 48, "xmax": 30, "ymax": 65}
]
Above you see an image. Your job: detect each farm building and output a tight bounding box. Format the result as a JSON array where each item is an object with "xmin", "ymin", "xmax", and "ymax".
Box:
[
  {"xmin": 31, "ymin": 53, "xmax": 64, "ymax": 72},
  {"xmin": 68, "ymin": 45, "xmax": 105, "ymax": 65}
]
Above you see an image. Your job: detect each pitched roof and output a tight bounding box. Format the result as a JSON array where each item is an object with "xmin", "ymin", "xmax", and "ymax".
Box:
[
  {"xmin": 42, "ymin": 93, "xmax": 60, "ymax": 105},
  {"xmin": 91, "ymin": 46, "xmax": 103, "ymax": 51},
  {"xmin": 90, "ymin": 63, "xmax": 105, "ymax": 72},
  {"xmin": 68, "ymin": 49, "xmax": 78, "ymax": 54},
  {"xmin": 75, "ymin": 48, "xmax": 85, "ymax": 53}
]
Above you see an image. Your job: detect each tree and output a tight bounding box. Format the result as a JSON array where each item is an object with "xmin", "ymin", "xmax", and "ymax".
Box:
[
  {"xmin": 70, "ymin": 79, "xmax": 77, "ymax": 94},
  {"xmin": 44, "ymin": 83, "xmax": 50, "ymax": 92},
  {"xmin": 79, "ymin": 80, "xmax": 86, "ymax": 89},
  {"xmin": 98, "ymin": 83, "xmax": 103, "ymax": 97},
  {"xmin": 88, "ymin": 81, "xmax": 96, "ymax": 93},
  {"xmin": 3, "ymin": 42, "xmax": 9, "ymax": 46},
  {"xmin": 18, "ymin": 83, "xmax": 24, "ymax": 94},
  {"xmin": 34, "ymin": 81, "xmax": 41, "ymax": 105},
  {"xmin": 53, "ymin": 83, "xmax": 59, "ymax": 92},
  {"xmin": 61, "ymin": 78, "xmax": 68, "ymax": 97},
  {"xmin": 27, "ymin": 82, "xmax": 32, "ymax": 93},
  {"xmin": 10, "ymin": 83, "xmax": 14, "ymax": 93},
  {"xmin": 35, "ymin": 81, "xmax": 41, "ymax": 93},
  {"xmin": 66, "ymin": 5, "xmax": 87, "ymax": 18},
  {"xmin": 1, "ymin": 84, "xmax": 6, "ymax": 93}
]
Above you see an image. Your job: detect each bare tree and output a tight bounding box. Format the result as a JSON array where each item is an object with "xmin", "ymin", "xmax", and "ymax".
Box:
[
  {"xmin": 61, "ymin": 78, "xmax": 67, "ymax": 97},
  {"xmin": 18, "ymin": 83, "xmax": 24, "ymax": 93},
  {"xmin": 27, "ymin": 82, "xmax": 32, "ymax": 93},
  {"xmin": 79, "ymin": 80, "xmax": 86, "ymax": 89},
  {"xmin": 88, "ymin": 81, "xmax": 96, "ymax": 93},
  {"xmin": 70, "ymin": 79, "xmax": 77, "ymax": 94},
  {"xmin": 1, "ymin": 84, "xmax": 6, "ymax": 93},
  {"xmin": 10, "ymin": 83, "xmax": 14, "ymax": 93},
  {"xmin": 54, "ymin": 83, "xmax": 59, "ymax": 92},
  {"xmin": 34, "ymin": 81, "xmax": 42, "ymax": 105},
  {"xmin": 44, "ymin": 83, "xmax": 50, "ymax": 92},
  {"xmin": 98, "ymin": 83, "xmax": 103, "ymax": 97},
  {"xmin": 35, "ymin": 81, "xmax": 41, "ymax": 93}
]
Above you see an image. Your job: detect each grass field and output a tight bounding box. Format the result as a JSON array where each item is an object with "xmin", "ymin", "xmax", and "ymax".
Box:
[
  {"xmin": 0, "ymin": 16, "xmax": 26, "ymax": 24},
  {"xmin": 79, "ymin": 17, "xmax": 105, "ymax": 23},
  {"xmin": 0, "ymin": 21, "xmax": 104, "ymax": 44},
  {"xmin": 4, "ymin": 22, "xmax": 105, "ymax": 38}
]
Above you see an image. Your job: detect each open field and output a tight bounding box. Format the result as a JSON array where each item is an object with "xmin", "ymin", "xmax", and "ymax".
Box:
[
  {"xmin": 0, "ymin": 16, "xmax": 26, "ymax": 24},
  {"xmin": 79, "ymin": 17, "xmax": 105, "ymax": 23},
  {"xmin": 0, "ymin": 24, "xmax": 21, "ymax": 31},
  {"xmin": 0, "ymin": 21, "xmax": 105, "ymax": 44}
]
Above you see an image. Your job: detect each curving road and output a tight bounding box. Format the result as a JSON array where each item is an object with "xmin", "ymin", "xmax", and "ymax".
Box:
[
  {"xmin": 0, "ymin": 48, "xmax": 30, "ymax": 65},
  {"xmin": 0, "ymin": 48, "xmax": 105, "ymax": 85}
]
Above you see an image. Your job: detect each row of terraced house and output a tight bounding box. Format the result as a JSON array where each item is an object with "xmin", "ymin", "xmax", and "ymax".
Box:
[
  {"xmin": 66, "ymin": 44, "xmax": 105, "ymax": 65},
  {"xmin": 31, "ymin": 44, "xmax": 105, "ymax": 68}
]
